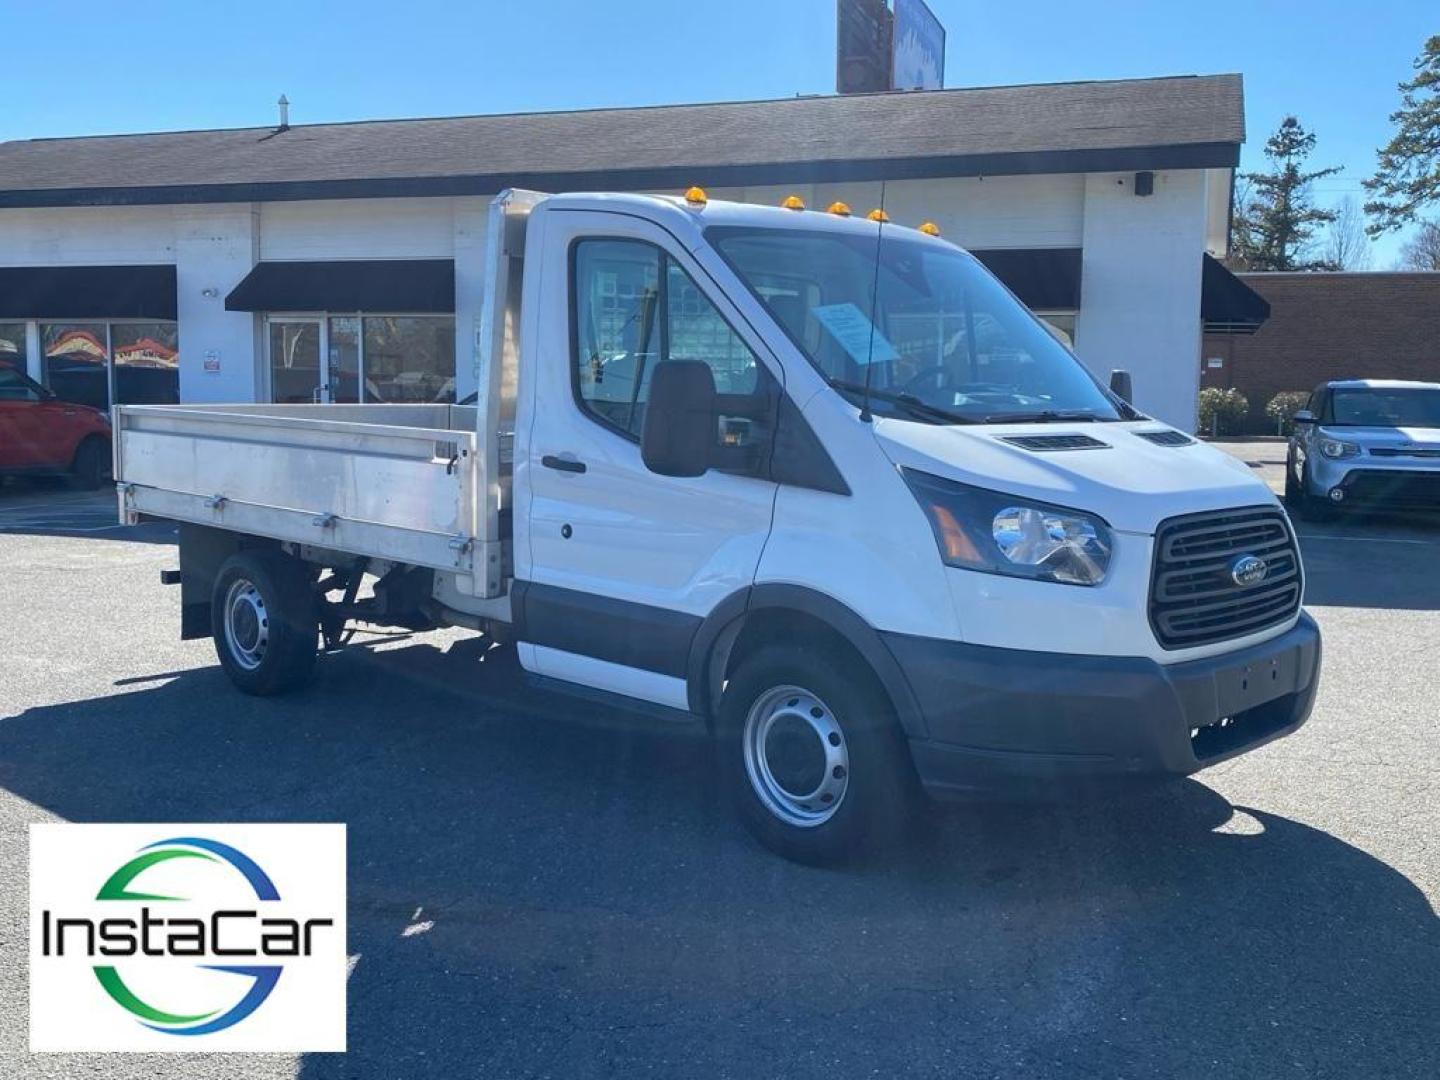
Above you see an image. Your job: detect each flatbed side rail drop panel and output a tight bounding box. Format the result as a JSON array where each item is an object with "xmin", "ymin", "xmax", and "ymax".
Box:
[{"xmin": 114, "ymin": 402, "xmax": 481, "ymax": 575}]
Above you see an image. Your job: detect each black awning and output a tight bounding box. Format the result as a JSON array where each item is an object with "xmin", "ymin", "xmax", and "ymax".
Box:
[
  {"xmin": 225, "ymin": 259, "xmax": 455, "ymax": 313},
  {"xmin": 1201, "ymin": 254, "xmax": 1270, "ymax": 334},
  {"xmin": 969, "ymin": 248, "xmax": 1082, "ymax": 311},
  {"xmin": 0, "ymin": 264, "xmax": 176, "ymax": 319}
]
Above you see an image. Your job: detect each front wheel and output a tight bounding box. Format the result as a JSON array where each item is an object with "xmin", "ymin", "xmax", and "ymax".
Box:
[
  {"xmin": 718, "ymin": 643, "xmax": 917, "ymax": 864},
  {"xmin": 210, "ymin": 550, "xmax": 319, "ymax": 695},
  {"xmin": 1285, "ymin": 455, "xmax": 1334, "ymax": 522}
]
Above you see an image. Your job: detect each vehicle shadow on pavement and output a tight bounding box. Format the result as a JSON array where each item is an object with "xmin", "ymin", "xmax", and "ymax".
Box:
[
  {"xmin": 1, "ymin": 640, "xmax": 1435, "ymax": 1078},
  {"xmin": 0, "ymin": 480, "xmax": 174, "ymax": 545},
  {"xmin": 1297, "ymin": 514, "xmax": 1440, "ymax": 610}
]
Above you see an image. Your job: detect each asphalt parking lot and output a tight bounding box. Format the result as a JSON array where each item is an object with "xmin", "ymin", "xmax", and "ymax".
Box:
[{"xmin": 0, "ymin": 462, "xmax": 1436, "ymax": 1080}]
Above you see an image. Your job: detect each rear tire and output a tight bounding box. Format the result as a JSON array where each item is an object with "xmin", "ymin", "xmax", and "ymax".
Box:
[
  {"xmin": 211, "ymin": 550, "xmax": 319, "ymax": 695},
  {"xmin": 68, "ymin": 436, "xmax": 110, "ymax": 490},
  {"xmin": 718, "ymin": 643, "xmax": 917, "ymax": 864}
]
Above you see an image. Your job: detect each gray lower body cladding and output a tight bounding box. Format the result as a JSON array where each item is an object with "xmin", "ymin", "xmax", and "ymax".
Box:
[{"xmin": 886, "ymin": 612, "xmax": 1321, "ymax": 797}]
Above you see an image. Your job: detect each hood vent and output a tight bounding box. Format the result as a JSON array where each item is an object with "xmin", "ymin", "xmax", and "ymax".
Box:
[
  {"xmin": 1000, "ymin": 433, "xmax": 1109, "ymax": 452},
  {"xmin": 1134, "ymin": 429, "xmax": 1195, "ymax": 447}
]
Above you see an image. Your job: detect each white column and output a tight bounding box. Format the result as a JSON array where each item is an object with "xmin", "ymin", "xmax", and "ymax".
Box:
[
  {"xmin": 1073, "ymin": 170, "xmax": 1208, "ymax": 431},
  {"xmin": 174, "ymin": 205, "xmax": 261, "ymax": 403}
]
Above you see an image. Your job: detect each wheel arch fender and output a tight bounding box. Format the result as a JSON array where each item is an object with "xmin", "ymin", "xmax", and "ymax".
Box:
[{"xmin": 686, "ymin": 583, "xmax": 928, "ymax": 739}]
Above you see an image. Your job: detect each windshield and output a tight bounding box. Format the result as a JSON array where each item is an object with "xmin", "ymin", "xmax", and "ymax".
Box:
[
  {"xmin": 708, "ymin": 225, "xmax": 1124, "ymax": 423},
  {"xmin": 1330, "ymin": 387, "xmax": 1440, "ymax": 427}
]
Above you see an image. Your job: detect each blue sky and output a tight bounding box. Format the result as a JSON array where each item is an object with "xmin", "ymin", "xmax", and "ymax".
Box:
[{"xmin": 0, "ymin": 0, "xmax": 1432, "ymax": 264}]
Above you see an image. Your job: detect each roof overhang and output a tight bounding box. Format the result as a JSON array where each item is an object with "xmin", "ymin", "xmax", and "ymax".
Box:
[
  {"xmin": 971, "ymin": 248, "xmax": 1083, "ymax": 311},
  {"xmin": 0, "ymin": 142, "xmax": 1241, "ymax": 209},
  {"xmin": 225, "ymin": 260, "xmax": 455, "ymax": 313},
  {"xmin": 0, "ymin": 265, "xmax": 176, "ymax": 319},
  {"xmin": 1201, "ymin": 254, "xmax": 1270, "ymax": 335}
]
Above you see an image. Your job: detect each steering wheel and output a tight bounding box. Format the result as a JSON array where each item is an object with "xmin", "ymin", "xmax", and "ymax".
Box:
[{"xmin": 899, "ymin": 365, "xmax": 959, "ymax": 396}]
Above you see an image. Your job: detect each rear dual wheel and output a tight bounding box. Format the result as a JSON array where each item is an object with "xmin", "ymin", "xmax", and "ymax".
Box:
[{"xmin": 211, "ymin": 550, "xmax": 319, "ymax": 695}]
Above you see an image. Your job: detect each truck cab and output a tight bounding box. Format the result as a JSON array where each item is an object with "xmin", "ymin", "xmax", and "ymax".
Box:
[{"xmin": 116, "ymin": 190, "xmax": 1321, "ymax": 863}]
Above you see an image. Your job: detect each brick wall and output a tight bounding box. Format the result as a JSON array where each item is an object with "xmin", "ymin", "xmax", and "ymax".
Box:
[{"xmin": 1201, "ymin": 272, "xmax": 1440, "ymax": 433}]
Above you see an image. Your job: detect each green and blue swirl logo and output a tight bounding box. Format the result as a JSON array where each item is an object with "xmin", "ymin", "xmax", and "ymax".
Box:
[{"xmin": 93, "ymin": 838, "xmax": 280, "ymax": 1035}]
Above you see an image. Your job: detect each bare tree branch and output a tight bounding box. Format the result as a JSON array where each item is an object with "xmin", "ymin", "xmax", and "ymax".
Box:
[
  {"xmin": 1324, "ymin": 197, "xmax": 1373, "ymax": 270},
  {"xmin": 1399, "ymin": 220, "xmax": 1440, "ymax": 269}
]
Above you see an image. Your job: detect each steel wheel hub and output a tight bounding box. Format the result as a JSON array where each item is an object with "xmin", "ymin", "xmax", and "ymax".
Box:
[
  {"xmin": 223, "ymin": 578, "xmax": 269, "ymax": 671},
  {"xmin": 743, "ymin": 684, "xmax": 849, "ymax": 828}
]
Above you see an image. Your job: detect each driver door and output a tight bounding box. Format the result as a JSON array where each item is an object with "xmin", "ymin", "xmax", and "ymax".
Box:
[{"xmin": 517, "ymin": 210, "xmax": 780, "ymax": 708}]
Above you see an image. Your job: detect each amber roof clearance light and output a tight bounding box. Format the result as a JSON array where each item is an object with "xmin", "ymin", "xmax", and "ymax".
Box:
[
  {"xmin": 826, "ymin": 201, "xmax": 852, "ymax": 217},
  {"xmin": 918, "ymin": 221, "xmax": 942, "ymax": 236},
  {"xmin": 867, "ymin": 208, "xmax": 890, "ymax": 223},
  {"xmin": 781, "ymin": 194, "xmax": 806, "ymax": 211},
  {"xmin": 684, "ymin": 186, "xmax": 708, "ymax": 206}
]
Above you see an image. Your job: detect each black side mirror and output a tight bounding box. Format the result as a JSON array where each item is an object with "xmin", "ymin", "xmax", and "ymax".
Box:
[
  {"xmin": 1109, "ymin": 369, "xmax": 1133, "ymax": 404},
  {"xmin": 641, "ymin": 360, "xmax": 716, "ymax": 477},
  {"xmin": 1291, "ymin": 409, "xmax": 1316, "ymax": 426}
]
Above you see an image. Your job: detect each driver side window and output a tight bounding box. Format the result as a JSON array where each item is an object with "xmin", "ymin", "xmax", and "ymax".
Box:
[{"xmin": 572, "ymin": 238, "xmax": 759, "ymax": 441}]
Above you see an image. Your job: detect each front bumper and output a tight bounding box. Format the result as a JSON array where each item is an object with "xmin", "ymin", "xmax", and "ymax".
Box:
[
  {"xmin": 1307, "ymin": 458, "xmax": 1440, "ymax": 508},
  {"xmin": 884, "ymin": 612, "xmax": 1321, "ymax": 798}
]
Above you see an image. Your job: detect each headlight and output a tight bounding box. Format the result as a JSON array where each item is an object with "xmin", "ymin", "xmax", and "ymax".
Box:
[
  {"xmin": 1319, "ymin": 438, "xmax": 1360, "ymax": 459},
  {"xmin": 902, "ymin": 469, "xmax": 1113, "ymax": 586}
]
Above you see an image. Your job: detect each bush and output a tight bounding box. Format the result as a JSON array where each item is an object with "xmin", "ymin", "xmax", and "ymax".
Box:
[
  {"xmin": 1266, "ymin": 391, "xmax": 1310, "ymax": 434},
  {"xmin": 1197, "ymin": 387, "xmax": 1250, "ymax": 436}
]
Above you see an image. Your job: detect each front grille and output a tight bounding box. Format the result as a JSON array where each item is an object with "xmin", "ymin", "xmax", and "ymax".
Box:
[
  {"xmin": 1149, "ymin": 506, "xmax": 1301, "ymax": 650},
  {"xmin": 1341, "ymin": 469, "xmax": 1440, "ymax": 506},
  {"xmin": 1000, "ymin": 434, "xmax": 1109, "ymax": 452},
  {"xmin": 1134, "ymin": 428, "xmax": 1196, "ymax": 447}
]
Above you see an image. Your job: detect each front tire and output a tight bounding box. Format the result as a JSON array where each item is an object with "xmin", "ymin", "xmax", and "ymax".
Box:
[
  {"xmin": 718, "ymin": 643, "xmax": 917, "ymax": 864},
  {"xmin": 1286, "ymin": 455, "xmax": 1335, "ymax": 522},
  {"xmin": 210, "ymin": 550, "xmax": 319, "ymax": 695}
]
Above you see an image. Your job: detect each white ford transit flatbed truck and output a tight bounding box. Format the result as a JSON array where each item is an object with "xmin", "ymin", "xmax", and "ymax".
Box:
[{"xmin": 114, "ymin": 189, "xmax": 1321, "ymax": 862}]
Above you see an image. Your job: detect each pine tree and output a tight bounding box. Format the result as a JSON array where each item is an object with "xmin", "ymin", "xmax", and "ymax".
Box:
[
  {"xmin": 1364, "ymin": 35, "xmax": 1440, "ymax": 235},
  {"xmin": 1233, "ymin": 117, "xmax": 1342, "ymax": 271}
]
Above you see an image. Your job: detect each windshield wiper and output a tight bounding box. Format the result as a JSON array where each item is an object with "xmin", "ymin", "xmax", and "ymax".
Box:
[
  {"xmin": 826, "ymin": 377, "xmax": 977, "ymax": 425},
  {"xmin": 976, "ymin": 410, "xmax": 1106, "ymax": 424}
]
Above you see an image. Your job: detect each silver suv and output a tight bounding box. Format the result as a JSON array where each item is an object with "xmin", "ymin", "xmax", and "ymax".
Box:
[{"xmin": 1286, "ymin": 379, "xmax": 1440, "ymax": 518}]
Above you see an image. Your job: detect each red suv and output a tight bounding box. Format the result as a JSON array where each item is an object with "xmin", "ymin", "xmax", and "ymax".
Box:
[{"xmin": 0, "ymin": 362, "xmax": 112, "ymax": 488}]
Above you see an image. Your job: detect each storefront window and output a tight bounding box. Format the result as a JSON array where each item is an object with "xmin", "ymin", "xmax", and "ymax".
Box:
[
  {"xmin": 39, "ymin": 322, "xmax": 180, "ymax": 409},
  {"xmin": 0, "ymin": 323, "xmax": 26, "ymax": 378},
  {"xmin": 42, "ymin": 323, "xmax": 110, "ymax": 409},
  {"xmin": 327, "ymin": 317, "xmax": 361, "ymax": 404},
  {"xmin": 111, "ymin": 322, "xmax": 180, "ymax": 404},
  {"xmin": 362, "ymin": 316, "xmax": 455, "ymax": 403},
  {"xmin": 273, "ymin": 314, "xmax": 454, "ymax": 405}
]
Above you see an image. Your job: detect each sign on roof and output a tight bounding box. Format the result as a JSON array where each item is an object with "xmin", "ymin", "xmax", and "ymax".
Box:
[{"xmin": 892, "ymin": 0, "xmax": 945, "ymax": 91}]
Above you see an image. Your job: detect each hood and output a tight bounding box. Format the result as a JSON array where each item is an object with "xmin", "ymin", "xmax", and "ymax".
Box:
[{"xmin": 874, "ymin": 418, "xmax": 1274, "ymax": 535}]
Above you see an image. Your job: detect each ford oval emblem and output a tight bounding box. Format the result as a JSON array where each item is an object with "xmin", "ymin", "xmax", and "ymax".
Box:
[{"xmin": 1231, "ymin": 554, "xmax": 1269, "ymax": 588}]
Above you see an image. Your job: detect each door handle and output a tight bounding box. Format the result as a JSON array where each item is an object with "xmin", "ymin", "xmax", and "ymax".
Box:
[{"xmin": 541, "ymin": 454, "xmax": 587, "ymax": 474}]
